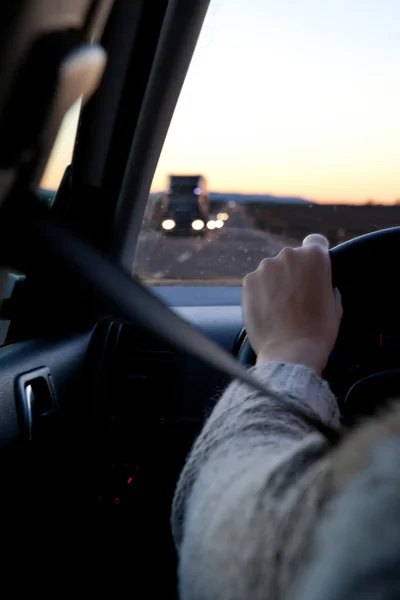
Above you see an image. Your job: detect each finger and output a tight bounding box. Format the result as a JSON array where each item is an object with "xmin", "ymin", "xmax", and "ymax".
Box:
[{"xmin": 302, "ymin": 234, "xmax": 330, "ymax": 250}]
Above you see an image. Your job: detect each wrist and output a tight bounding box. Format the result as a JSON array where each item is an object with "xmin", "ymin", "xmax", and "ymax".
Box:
[{"xmin": 256, "ymin": 339, "xmax": 328, "ymax": 374}]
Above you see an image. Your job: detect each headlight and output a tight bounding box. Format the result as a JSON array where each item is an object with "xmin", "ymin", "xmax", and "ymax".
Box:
[
  {"xmin": 215, "ymin": 219, "xmax": 224, "ymax": 228},
  {"xmin": 162, "ymin": 219, "xmax": 175, "ymax": 230},
  {"xmin": 206, "ymin": 220, "xmax": 216, "ymax": 230},
  {"xmin": 192, "ymin": 219, "xmax": 204, "ymax": 231},
  {"xmin": 217, "ymin": 212, "xmax": 229, "ymax": 221}
]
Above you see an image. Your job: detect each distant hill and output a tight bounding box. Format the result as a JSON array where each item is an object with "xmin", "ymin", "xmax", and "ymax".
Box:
[
  {"xmin": 149, "ymin": 191, "xmax": 315, "ymax": 205},
  {"xmin": 209, "ymin": 192, "xmax": 314, "ymax": 205}
]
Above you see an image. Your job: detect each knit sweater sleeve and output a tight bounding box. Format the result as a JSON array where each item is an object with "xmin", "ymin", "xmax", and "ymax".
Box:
[{"xmin": 171, "ymin": 362, "xmax": 341, "ymax": 600}]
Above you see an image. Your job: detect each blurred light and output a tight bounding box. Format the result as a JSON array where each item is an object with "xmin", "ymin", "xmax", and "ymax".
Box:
[
  {"xmin": 194, "ymin": 187, "xmax": 201, "ymax": 195},
  {"xmin": 162, "ymin": 219, "xmax": 175, "ymax": 230},
  {"xmin": 215, "ymin": 219, "xmax": 224, "ymax": 228},
  {"xmin": 228, "ymin": 201, "xmax": 236, "ymax": 208},
  {"xmin": 207, "ymin": 220, "xmax": 216, "ymax": 230},
  {"xmin": 217, "ymin": 212, "xmax": 229, "ymax": 221},
  {"xmin": 192, "ymin": 219, "xmax": 204, "ymax": 230},
  {"xmin": 127, "ymin": 477, "xmax": 133, "ymax": 484},
  {"xmin": 113, "ymin": 498, "xmax": 121, "ymax": 505}
]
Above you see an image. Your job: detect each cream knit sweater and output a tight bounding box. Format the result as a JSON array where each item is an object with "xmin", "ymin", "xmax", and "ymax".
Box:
[{"xmin": 171, "ymin": 363, "xmax": 341, "ymax": 600}]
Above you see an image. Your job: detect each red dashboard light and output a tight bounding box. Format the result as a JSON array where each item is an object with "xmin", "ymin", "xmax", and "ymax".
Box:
[
  {"xmin": 113, "ymin": 498, "xmax": 121, "ymax": 505},
  {"xmin": 127, "ymin": 477, "xmax": 133, "ymax": 484}
]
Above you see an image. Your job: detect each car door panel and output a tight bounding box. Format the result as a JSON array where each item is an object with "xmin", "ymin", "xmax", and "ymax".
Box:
[{"xmin": 0, "ymin": 331, "xmax": 92, "ymax": 446}]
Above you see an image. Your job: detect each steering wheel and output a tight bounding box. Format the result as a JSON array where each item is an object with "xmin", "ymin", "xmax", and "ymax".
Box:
[{"xmin": 237, "ymin": 227, "xmax": 400, "ymax": 420}]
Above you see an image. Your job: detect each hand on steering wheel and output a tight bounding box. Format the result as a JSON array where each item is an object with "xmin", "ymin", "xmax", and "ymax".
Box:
[{"xmin": 242, "ymin": 234, "xmax": 343, "ymax": 374}]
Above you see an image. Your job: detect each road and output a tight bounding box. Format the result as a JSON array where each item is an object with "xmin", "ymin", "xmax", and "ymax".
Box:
[{"xmin": 134, "ymin": 205, "xmax": 300, "ymax": 283}]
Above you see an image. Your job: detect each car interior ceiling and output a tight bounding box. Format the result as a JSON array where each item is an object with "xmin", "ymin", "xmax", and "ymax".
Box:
[{"xmin": 2, "ymin": 0, "xmax": 400, "ymax": 596}]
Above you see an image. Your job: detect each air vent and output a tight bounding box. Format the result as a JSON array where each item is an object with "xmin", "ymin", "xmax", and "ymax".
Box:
[{"xmin": 110, "ymin": 324, "xmax": 181, "ymax": 420}]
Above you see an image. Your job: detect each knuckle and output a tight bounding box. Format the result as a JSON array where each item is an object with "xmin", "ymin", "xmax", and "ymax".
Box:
[
  {"xmin": 243, "ymin": 272, "xmax": 253, "ymax": 286},
  {"xmin": 259, "ymin": 257, "xmax": 272, "ymax": 270},
  {"xmin": 243, "ymin": 270, "xmax": 257, "ymax": 286},
  {"xmin": 280, "ymin": 246, "xmax": 294, "ymax": 258}
]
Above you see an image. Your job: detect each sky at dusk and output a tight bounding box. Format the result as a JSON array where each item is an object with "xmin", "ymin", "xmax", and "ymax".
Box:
[{"xmin": 41, "ymin": 0, "xmax": 400, "ymax": 204}]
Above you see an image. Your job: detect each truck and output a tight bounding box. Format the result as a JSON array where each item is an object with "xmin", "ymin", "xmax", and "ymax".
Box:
[{"xmin": 159, "ymin": 174, "xmax": 210, "ymax": 235}]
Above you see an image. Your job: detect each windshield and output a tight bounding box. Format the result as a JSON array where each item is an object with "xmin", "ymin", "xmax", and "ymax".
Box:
[{"xmin": 134, "ymin": 0, "xmax": 400, "ymax": 285}]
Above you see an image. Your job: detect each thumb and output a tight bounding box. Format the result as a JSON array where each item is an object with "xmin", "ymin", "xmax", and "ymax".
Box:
[{"xmin": 302, "ymin": 234, "xmax": 330, "ymax": 251}]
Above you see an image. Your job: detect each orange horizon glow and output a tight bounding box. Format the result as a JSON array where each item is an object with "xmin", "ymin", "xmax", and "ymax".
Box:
[{"xmin": 150, "ymin": 180, "xmax": 400, "ymax": 205}]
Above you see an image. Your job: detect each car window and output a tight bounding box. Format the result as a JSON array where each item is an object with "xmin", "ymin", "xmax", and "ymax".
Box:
[{"xmin": 133, "ymin": 0, "xmax": 400, "ymax": 285}]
